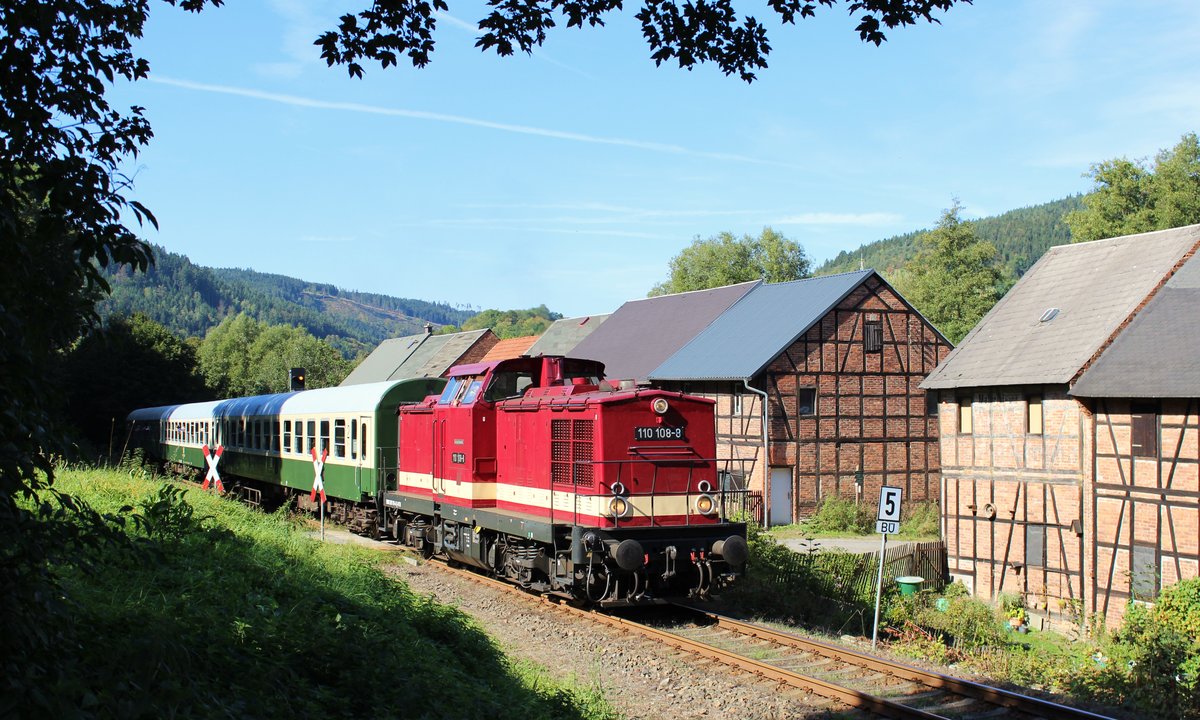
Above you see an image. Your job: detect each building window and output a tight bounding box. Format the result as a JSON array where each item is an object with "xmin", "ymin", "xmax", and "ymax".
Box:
[
  {"xmin": 1131, "ymin": 403, "xmax": 1158, "ymax": 458},
  {"xmin": 1131, "ymin": 543, "xmax": 1159, "ymax": 599},
  {"xmin": 864, "ymin": 319, "xmax": 883, "ymax": 353},
  {"xmin": 958, "ymin": 397, "xmax": 973, "ymax": 434},
  {"xmin": 1027, "ymin": 395, "xmax": 1043, "ymax": 435},
  {"xmin": 925, "ymin": 391, "xmax": 938, "ymax": 416},
  {"xmin": 732, "ymin": 387, "xmax": 743, "ymax": 415},
  {"xmin": 1024, "ymin": 524, "xmax": 1045, "ymax": 567},
  {"xmin": 798, "ymin": 388, "xmax": 816, "ymax": 416}
]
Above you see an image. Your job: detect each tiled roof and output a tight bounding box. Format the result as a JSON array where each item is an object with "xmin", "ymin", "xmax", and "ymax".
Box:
[
  {"xmin": 525, "ymin": 314, "xmax": 610, "ymax": 357},
  {"xmin": 479, "ymin": 335, "xmax": 540, "ymax": 363},
  {"xmin": 1070, "ymin": 248, "xmax": 1200, "ymax": 397},
  {"xmin": 923, "ymin": 224, "xmax": 1200, "ymax": 389},
  {"xmin": 569, "ymin": 281, "xmax": 759, "ymax": 382},
  {"xmin": 340, "ymin": 329, "xmax": 493, "ymax": 385}
]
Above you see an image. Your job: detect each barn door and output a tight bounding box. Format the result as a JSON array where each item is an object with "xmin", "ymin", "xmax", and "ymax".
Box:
[{"xmin": 770, "ymin": 467, "xmax": 794, "ymax": 527}]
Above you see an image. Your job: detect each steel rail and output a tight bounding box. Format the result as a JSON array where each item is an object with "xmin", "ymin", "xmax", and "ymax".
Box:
[
  {"xmin": 420, "ymin": 559, "xmax": 1113, "ymax": 720},
  {"xmin": 425, "ymin": 560, "xmax": 944, "ymax": 719},
  {"xmin": 685, "ymin": 607, "xmax": 1114, "ymax": 720}
]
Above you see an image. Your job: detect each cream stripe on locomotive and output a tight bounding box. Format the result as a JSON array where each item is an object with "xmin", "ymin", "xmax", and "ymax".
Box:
[
  {"xmin": 397, "ymin": 470, "xmax": 705, "ymax": 518},
  {"xmin": 498, "ymin": 484, "xmax": 701, "ymax": 519},
  {"xmin": 396, "ymin": 470, "xmax": 498, "ymax": 502}
]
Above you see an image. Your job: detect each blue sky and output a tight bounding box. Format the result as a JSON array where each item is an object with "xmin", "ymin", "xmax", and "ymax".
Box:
[{"xmin": 114, "ymin": 0, "xmax": 1200, "ymax": 318}]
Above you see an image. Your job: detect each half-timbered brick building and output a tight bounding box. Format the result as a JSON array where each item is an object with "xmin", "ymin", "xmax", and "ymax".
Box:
[
  {"xmin": 650, "ymin": 271, "xmax": 952, "ymax": 525},
  {"xmin": 923, "ymin": 224, "xmax": 1200, "ymax": 626}
]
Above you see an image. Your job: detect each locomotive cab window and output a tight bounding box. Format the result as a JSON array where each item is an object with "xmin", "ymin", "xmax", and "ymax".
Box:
[
  {"xmin": 437, "ymin": 377, "xmax": 462, "ymax": 405},
  {"xmin": 485, "ymin": 370, "xmax": 535, "ymax": 402},
  {"xmin": 460, "ymin": 380, "xmax": 483, "ymax": 405}
]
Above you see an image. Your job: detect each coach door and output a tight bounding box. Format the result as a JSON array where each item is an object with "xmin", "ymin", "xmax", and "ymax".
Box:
[{"xmin": 354, "ymin": 416, "xmax": 370, "ymax": 493}]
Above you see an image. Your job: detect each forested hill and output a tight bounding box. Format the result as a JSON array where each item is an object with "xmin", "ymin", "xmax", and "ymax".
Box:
[
  {"xmin": 99, "ymin": 245, "xmax": 476, "ymax": 356},
  {"xmin": 817, "ymin": 195, "xmax": 1084, "ymax": 278}
]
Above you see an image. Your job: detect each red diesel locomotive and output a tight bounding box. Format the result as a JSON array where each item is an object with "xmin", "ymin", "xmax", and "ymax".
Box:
[{"xmin": 383, "ymin": 355, "xmax": 749, "ymax": 605}]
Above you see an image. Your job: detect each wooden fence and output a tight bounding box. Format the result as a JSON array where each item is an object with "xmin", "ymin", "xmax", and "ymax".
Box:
[{"xmin": 765, "ymin": 540, "xmax": 948, "ymax": 608}]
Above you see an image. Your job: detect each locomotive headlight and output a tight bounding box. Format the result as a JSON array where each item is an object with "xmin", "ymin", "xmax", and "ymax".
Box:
[
  {"xmin": 695, "ymin": 494, "xmax": 716, "ymax": 515},
  {"xmin": 609, "ymin": 496, "xmax": 631, "ymax": 518},
  {"xmin": 651, "ymin": 397, "xmax": 669, "ymax": 415}
]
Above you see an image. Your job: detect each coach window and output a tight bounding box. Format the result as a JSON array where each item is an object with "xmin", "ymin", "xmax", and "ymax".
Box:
[
  {"xmin": 1131, "ymin": 402, "xmax": 1159, "ymax": 458},
  {"xmin": 283, "ymin": 421, "xmax": 292, "ymax": 453},
  {"xmin": 1027, "ymin": 395, "xmax": 1043, "ymax": 435},
  {"xmin": 350, "ymin": 420, "xmax": 358, "ymax": 460},
  {"xmin": 334, "ymin": 419, "xmax": 346, "ymax": 458},
  {"xmin": 320, "ymin": 420, "xmax": 330, "ymax": 455},
  {"xmin": 306, "ymin": 420, "xmax": 316, "ymax": 455},
  {"xmin": 273, "ymin": 421, "xmax": 280, "ymax": 452},
  {"xmin": 360, "ymin": 422, "xmax": 369, "ymax": 461}
]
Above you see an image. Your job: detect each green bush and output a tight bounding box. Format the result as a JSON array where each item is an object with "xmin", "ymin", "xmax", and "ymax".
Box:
[
  {"xmin": 1117, "ymin": 579, "xmax": 1200, "ymax": 718},
  {"xmin": 801, "ymin": 496, "xmax": 873, "ymax": 535},
  {"xmin": 898, "ymin": 502, "xmax": 940, "ymax": 539}
]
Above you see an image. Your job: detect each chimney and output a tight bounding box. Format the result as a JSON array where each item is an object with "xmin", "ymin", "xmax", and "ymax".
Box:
[{"xmin": 424, "ymin": 322, "xmax": 434, "ymax": 335}]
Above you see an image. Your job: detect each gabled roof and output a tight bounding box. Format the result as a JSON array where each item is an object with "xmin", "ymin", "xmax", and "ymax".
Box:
[
  {"xmin": 569, "ymin": 281, "xmax": 759, "ymax": 382},
  {"xmin": 340, "ymin": 329, "xmax": 494, "ymax": 385},
  {"xmin": 923, "ymin": 224, "xmax": 1200, "ymax": 390},
  {"xmin": 525, "ymin": 314, "xmax": 610, "ymax": 357},
  {"xmin": 1070, "ymin": 249, "xmax": 1200, "ymax": 398},
  {"xmin": 479, "ymin": 335, "xmax": 541, "ymax": 363},
  {"xmin": 650, "ymin": 270, "xmax": 878, "ymax": 381}
]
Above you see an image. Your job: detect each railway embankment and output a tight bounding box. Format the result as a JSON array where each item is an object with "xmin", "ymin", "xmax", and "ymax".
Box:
[{"xmin": 15, "ymin": 467, "xmax": 618, "ymax": 720}]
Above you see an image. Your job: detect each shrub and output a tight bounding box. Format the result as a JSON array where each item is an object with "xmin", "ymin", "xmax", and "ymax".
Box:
[
  {"xmin": 1117, "ymin": 578, "xmax": 1200, "ymax": 718},
  {"xmin": 801, "ymin": 496, "xmax": 873, "ymax": 535},
  {"xmin": 898, "ymin": 502, "xmax": 940, "ymax": 539}
]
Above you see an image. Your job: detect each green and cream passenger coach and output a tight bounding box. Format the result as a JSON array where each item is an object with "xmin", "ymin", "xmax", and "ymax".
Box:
[{"xmin": 127, "ymin": 378, "xmax": 446, "ymax": 532}]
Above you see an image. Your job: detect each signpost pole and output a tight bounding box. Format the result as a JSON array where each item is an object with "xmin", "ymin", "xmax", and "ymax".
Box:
[
  {"xmin": 871, "ymin": 485, "xmax": 903, "ymax": 651},
  {"xmin": 320, "ymin": 500, "xmax": 325, "ymax": 541},
  {"xmin": 871, "ymin": 530, "xmax": 887, "ymax": 650}
]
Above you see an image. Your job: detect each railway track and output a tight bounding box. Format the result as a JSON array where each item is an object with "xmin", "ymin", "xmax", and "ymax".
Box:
[{"xmin": 425, "ymin": 558, "xmax": 1115, "ymax": 720}]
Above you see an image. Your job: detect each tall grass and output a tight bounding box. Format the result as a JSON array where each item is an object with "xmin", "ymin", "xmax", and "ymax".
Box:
[{"xmin": 9, "ymin": 466, "xmax": 619, "ymax": 720}]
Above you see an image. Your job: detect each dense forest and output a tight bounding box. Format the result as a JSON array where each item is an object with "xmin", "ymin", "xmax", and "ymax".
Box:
[
  {"xmin": 100, "ymin": 246, "xmax": 476, "ymax": 357},
  {"xmin": 818, "ymin": 195, "xmax": 1083, "ymax": 278}
]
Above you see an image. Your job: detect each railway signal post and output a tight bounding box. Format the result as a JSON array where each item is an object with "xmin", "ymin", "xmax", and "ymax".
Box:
[{"xmin": 871, "ymin": 485, "xmax": 902, "ymax": 650}]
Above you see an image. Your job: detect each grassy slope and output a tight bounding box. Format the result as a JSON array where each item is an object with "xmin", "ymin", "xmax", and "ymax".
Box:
[{"xmin": 22, "ymin": 467, "xmax": 617, "ymax": 720}]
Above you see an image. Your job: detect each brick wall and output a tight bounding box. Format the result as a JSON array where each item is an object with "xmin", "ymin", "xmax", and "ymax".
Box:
[
  {"xmin": 1089, "ymin": 397, "xmax": 1200, "ymax": 624},
  {"xmin": 939, "ymin": 388, "xmax": 1087, "ymax": 619}
]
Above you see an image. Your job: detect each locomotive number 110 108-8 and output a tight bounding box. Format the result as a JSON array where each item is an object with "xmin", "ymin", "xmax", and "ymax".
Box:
[{"xmin": 634, "ymin": 426, "xmax": 684, "ymax": 441}]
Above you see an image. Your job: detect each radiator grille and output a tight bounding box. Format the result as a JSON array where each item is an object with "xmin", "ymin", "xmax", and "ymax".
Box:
[{"xmin": 552, "ymin": 419, "xmax": 594, "ymax": 488}]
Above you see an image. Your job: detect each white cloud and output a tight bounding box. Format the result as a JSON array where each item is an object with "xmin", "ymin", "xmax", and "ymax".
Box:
[{"xmin": 150, "ymin": 76, "xmax": 795, "ymax": 167}]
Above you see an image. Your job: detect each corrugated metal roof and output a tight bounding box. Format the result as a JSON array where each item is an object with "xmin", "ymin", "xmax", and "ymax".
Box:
[
  {"xmin": 569, "ymin": 281, "xmax": 759, "ymax": 382},
  {"xmin": 1070, "ymin": 249, "xmax": 1200, "ymax": 397},
  {"xmin": 340, "ymin": 332, "xmax": 431, "ymax": 385},
  {"xmin": 391, "ymin": 329, "xmax": 493, "ymax": 379},
  {"xmin": 649, "ymin": 270, "xmax": 875, "ymax": 381},
  {"xmin": 525, "ymin": 314, "xmax": 610, "ymax": 357},
  {"xmin": 480, "ymin": 335, "xmax": 541, "ymax": 362},
  {"xmin": 923, "ymin": 224, "xmax": 1200, "ymax": 390}
]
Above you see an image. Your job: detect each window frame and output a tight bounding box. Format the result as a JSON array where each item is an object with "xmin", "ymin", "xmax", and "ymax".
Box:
[{"xmin": 864, "ymin": 319, "xmax": 883, "ymax": 353}]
